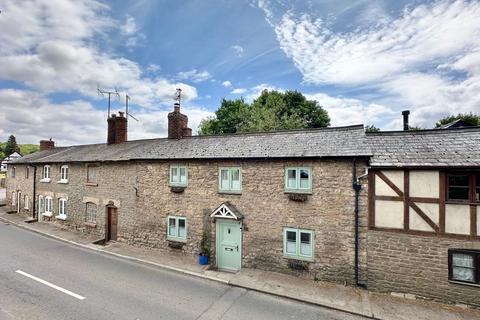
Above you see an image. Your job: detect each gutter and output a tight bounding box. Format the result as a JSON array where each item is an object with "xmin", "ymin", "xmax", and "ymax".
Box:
[
  {"xmin": 32, "ymin": 165, "xmax": 37, "ymax": 221},
  {"xmin": 352, "ymin": 158, "xmax": 368, "ymax": 288}
]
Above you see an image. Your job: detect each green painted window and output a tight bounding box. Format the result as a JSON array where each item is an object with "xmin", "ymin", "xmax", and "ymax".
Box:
[
  {"xmin": 285, "ymin": 167, "xmax": 312, "ymax": 192},
  {"xmin": 283, "ymin": 227, "xmax": 314, "ymax": 261},
  {"xmin": 167, "ymin": 216, "xmax": 187, "ymax": 241},
  {"xmin": 219, "ymin": 167, "xmax": 242, "ymax": 193},
  {"xmin": 170, "ymin": 165, "xmax": 187, "ymax": 186}
]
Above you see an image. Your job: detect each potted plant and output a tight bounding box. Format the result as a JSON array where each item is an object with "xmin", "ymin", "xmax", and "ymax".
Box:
[{"xmin": 198, "ymin": 229, "xmax": 210, "ymax": 265}]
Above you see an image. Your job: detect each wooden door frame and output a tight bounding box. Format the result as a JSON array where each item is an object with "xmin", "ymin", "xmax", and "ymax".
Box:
[{"xmin": 105, "ymin": 204, "xmax": 118, "ymax": 241}]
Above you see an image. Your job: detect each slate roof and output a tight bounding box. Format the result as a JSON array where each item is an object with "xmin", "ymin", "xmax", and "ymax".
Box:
[
  {"xmin": 367, "ymin": 127, "xmax": 480, "ymax": 168},
  {"xmin": 12, "ymin": 125, "xmax": 370, "ymax": 164}
]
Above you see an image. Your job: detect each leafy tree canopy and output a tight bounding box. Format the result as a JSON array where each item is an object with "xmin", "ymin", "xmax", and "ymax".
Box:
[
  {"xmin": 365, "ymin": 125, "xmax": 380, "ymax": 132},
  {"xmin": 199, "ymin": 90, "xmax": 330, "ymax": 135},
  {"xmin": 435, "ymin": 113, "xmax": 480, "ymax": 128},
  {"xmin": 4, "ymin": 135, "xmax": 20, "ymax": 156}
]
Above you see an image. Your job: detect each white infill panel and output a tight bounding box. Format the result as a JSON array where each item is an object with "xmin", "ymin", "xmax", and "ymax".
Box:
[{"xmin": 375, "ymin": 200, "xmax": 404, "ymax": 229}]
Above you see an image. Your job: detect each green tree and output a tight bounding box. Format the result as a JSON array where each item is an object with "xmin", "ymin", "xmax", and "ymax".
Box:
[
  {"xmin": 435, "ymin": 113, "xmax": 480, "ymax": 128},
  {"xmin": 199, "ymin": 90, "xmax": 330, "ymax": 134},
  {"xmin": 365, "ymin": 125, "xmax": 380, "ymax": 132},
  {"xmin": 4, "ymin": 135, "xmax": 20, "ymax": 156}
]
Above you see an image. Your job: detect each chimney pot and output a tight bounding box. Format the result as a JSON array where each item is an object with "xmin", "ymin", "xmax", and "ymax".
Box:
[{"xmin": 402, "ymin": 110, "xmax": 410, "ymax": 131}]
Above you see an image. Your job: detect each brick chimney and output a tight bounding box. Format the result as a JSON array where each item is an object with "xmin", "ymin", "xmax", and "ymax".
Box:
[
  {"xmin": 40, "ymin": 138, "xmax": 55, "ymax": 151},
  {"xmin": 402, "ymin": 110, "xmax": 410, "ymax": 131},
  {"xmin": 168, "ymin": 102, "xmax": 192, "ymax": 139},
  {"xmin": 107, "ymin": 112, "xmax": 127, "ymax": 145}
]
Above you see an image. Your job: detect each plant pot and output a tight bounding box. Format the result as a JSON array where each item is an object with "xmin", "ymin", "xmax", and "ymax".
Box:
[{"xmin": 198, "ymin": 254, "xmax": 209, "ymax": 265}]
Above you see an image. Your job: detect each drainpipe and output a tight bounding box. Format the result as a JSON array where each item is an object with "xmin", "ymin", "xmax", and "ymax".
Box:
[
  {"xmin": 32, "ymin": 165, "xmax": 37, "ymax": 221},
  {"xmin": 352, "ymin": 158, "xmax": 366, "ymax": 288}
]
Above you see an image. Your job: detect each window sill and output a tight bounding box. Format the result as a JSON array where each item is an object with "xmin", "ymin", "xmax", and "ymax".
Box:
[
  {"xmin": 218, "ymin": 190, "xmax": 242, "ymax": 195},
  {"xmin": 55, "ymin": 215, "xmax": 67, "ymax": 221},
  {"xmin": 42, "ymin": 212, "xmax": 53, "ymax": 217},
  {"xmin": 57, "ymin": 180, "xmax": 69, "ymax": 184},
  {"xmin": 170, "ymin": 186, "xmax": 186, "ymax": 193},
  {"xmin": 284, "ymin": 190, "xmax": 312, "ymax": 195},
  {"xmin": 84, "ymin": 222, "xmax": 97, "ymax": 228},
  {"xmin": 449, "ymin": 280, "xmax": 480, "ymax": 288},
  {"xmin": 85, "ymin": 182, "xmax": 98, "ymax": 187},
  {"xmin": 40, "ymin": 178, "xmax": 51, "ymax": 183},
  {"xmin": 167, "ymin": 237, "xmax": 187, "ymax": 243},
  {"xmin": 283, "ymin": 255, "xmax": 314, "ymax": 262},
  {"xmin": 446, "ymin": 200, "xmax": 480, "ymax": 205}
]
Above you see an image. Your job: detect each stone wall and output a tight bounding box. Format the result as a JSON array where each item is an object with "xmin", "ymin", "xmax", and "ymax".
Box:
[
  {"xmin": 367, "ymin": 230, "xmax": 480, "ymax": 306},
  {"xmin": 131, "ymin": 158, "xmax": 368, "ymax": 285},
  {"xmin": 35, "ymin": 162, "xmax": 137, "ymax": 239},
  {"xmin": 5, "ymin": 164, "xmax": 34, "ymax": 218}
]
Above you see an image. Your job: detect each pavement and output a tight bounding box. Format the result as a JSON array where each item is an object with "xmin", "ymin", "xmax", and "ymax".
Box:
[{"xmin": 1, "ymin": 209, "xmax": 480, "ymax": 320}]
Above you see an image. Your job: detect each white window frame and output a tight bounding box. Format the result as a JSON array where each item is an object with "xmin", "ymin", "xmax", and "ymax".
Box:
[
  {"xmin": 285, "ymin": 167, "xmax": 312, "ymax": 193},
  {"xmin": 11, "ymin": 166, "xmax": 16, "ymax": 178},
  {"xmin": 24, "ymin": 195, "xmax": 29, "ymax": 210},
  {"xmin": 283, "ymin": 227, "xmax": 314, "ymax": 261},
  {"xmin": 85, "ymin": 202, "xmax": 97, "ymax": 223},
  {"xmin": 41, "ymin": 165, "xmax": 51, "ymax": 182},
  {"xmin": 59, "ymin": 165, "xmax": 69, "ymax": 183},
  {"xmin": 218, "ymin": 167, "xmax": 242, "ymax": 193},
  {"xmin": 25, "ymin": 166, "xmax": 29, "ymax": 179},
  {"xmin": 56, "ymin": 198, "xmax": 67, "ymax": 220},
  {"xmin": 11, "ymin": 192, "xmax": 16, "ymax": 206},
  {"xmin": 44, "ymin": 196, "xmax": 53, "ymax": 217},
  {"xmin": 87, "ymin": 165, "xmax": 97, "ymax": 183},
  {"xmin": 169, "ymin": 165, "xmax": 188, "ymax": 187},
  {"xmin": 167, "ymin": 216, "xmax": 187, "ymax": 241}
]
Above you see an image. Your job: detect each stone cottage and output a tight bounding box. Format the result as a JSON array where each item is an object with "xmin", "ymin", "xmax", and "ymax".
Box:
[{"xmin": 5, "ymin": 104, "xmax": 480, "ymax": 307}]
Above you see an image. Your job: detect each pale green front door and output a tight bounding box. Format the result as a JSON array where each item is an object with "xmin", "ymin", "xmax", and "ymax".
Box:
[{"xmin": 216, "ymin": 220, "xmax": 242, "ymax": 271}]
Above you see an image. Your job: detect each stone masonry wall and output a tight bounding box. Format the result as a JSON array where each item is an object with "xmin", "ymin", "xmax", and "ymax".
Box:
[
  {"xmin": 5, "ymin": 164, "xmax": 34, "ymax": 218},
  {"xmin": 367, "ymin": 230, "xmax": 480, "ymax": 306},
  {"xmin": 35, "ymin": 162, "xmax": 137, "ymax": 239},
  {"xmin": 131, "ymin": 159, "xmax": 369, "ymax": 285}
]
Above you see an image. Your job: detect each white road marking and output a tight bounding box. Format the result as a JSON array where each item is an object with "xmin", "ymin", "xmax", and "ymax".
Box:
[{"xmin": 15, "ymin": 270, "xmax": 86, "ymax": 300}]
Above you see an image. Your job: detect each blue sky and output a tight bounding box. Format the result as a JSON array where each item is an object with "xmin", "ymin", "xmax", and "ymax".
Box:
[{"xmin": 0, "ymin": 0, "xmax": 479, "ymax": 145}]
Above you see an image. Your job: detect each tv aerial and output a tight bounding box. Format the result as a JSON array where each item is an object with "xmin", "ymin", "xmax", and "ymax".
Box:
[{"xmin": 97, "ymin": 84, "xmax": 120, "ymax": 117}]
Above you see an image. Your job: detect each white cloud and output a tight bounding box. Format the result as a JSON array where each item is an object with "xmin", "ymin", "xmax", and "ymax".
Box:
[
  {"xmin": 222, "ymin": 80, "xmax": 232, "ymax": 88},
  {"xmin": 231, "ymin": 88, "xmax": 247, "ymax": 94},
  {"xmin": 0, "ymin": 0, "xmax": 196, "ymax": 108},
  {"xmin": 258, "ymin": 0, "xmax": 480, "ymax": 129},
  {"xmin": 121, "ymin": 15, "xmax": 138, "ymax": 35},
  {"xmin": 305, "ymin": 93, "xmax": 395, "ymax": 127},
  {"xmin": 0, "ymin": 89, "xmax": 214, "ymax": 145},
  {"xmin": 176, "ymin": 69, "xmax": 212, "ymax": 83},
  {"xmin": 231, "ymin": 45, "xmax": 244, "ymax": 56}
]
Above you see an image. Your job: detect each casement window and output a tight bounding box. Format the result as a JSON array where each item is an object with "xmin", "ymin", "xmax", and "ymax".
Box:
[
  {"xmin": 11, "ymin": 166, "xmax": 16, "ymax": 178},
  {"xmin": 57, "ymin": 198, "xmax": 67, "ymax": 220},
  {"xmin": 60, "ymin": 165, "xmax": 69, "ymax": 182},
  {"xmin": 170, "ymin": 165, "xmax": 187, "ymax": 187},
  {"xmin": 87, "ymin": 165, "xmax": 97, "ymax": 183},
  {"xmin": 42, "ymin": 165, "xmax": 51, "ymax": 181},
  {"xmin": 167, "ymin": 216, "xmax": 187, "ymax": 241},
  {"xmin": 448, "ymin": 250, "xmax": 480, "ymax": 285},
  {"xmin": 85, "ymin": 202, "xmax": 97, "ymax": 223},
  {"xmin": 219, "ymin": 167, "xmax": 242, "ymax": 193},
  {"xmin": 24, "ymin": 195, "xmax": 29, "ymax": 210},
  {"xmin": 283, "ymin": 228, "xmax": 314, "ymax": 261},
  {"xmin": 25, "ymin": 166, "xmax": 29, "ymax": 179},
  {"xmin": 285, "ymin": 167, "xmax": 312, "ymax": 193},
  {"xmin": 38, "ymin": 195, "xmax": 45, "ymax": 214},
  {"xmin": 44, "ymin": 196, "xmax": 53, "ymax": 216},
  {"xmin": 11, "ymin": 192, "xmax": 16, "ymax": 206},
  {"xmin": 447, "ymin": 173, "xmax": 480, "ymax": 202}
]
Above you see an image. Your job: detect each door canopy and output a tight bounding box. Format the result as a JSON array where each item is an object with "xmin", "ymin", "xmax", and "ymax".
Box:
[{"xmin": 210, "ymin": 201, "xmax": 244, "ymax": 220}]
